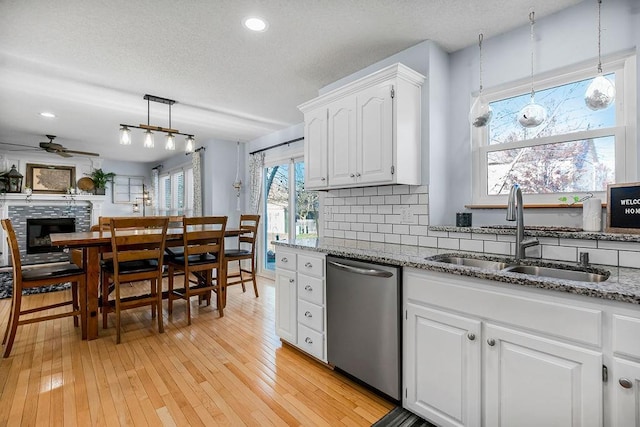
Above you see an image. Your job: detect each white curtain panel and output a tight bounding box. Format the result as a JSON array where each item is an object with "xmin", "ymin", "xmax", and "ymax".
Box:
[
  {"xmin": 249, "ymin": 152, "xmax": 265, "ymax": 214},
  {"xmin": 192, "ymin": 149, "xmax": 203, "ymax": 217}
]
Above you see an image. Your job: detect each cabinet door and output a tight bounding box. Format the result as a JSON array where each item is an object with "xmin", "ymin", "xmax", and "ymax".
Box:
[
  {"xmin": 327, "ymin": 96, "xmax": 357, "ymax": 187},
  {"xmin": 611, "ymin": 358, "xmax": 640, "ymax": 427},
  {"xmin": 484, "ymin": 323, "xmax": 602, "ymax": 427},
  {"xmin": 275, "ymin": 269, "xmax": 297, "ymax": 344},
  {"xmin": 357, "ymin": 83, "xmax": 393, "ymax": 185},
  {"xmin": 304, "ymin": 108, "xmax": 328, "ymax": 189},
  {"xmin": 404, "ymin": 303, "xmax": 481, "ymax": 427}
]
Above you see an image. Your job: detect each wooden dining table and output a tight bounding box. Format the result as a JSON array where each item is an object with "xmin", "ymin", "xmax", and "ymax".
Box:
[{"xmin": 50, "ymin": 227, "xmax": 242, "ymax": 340}]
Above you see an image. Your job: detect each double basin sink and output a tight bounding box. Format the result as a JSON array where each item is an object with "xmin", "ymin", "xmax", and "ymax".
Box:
[{"xmin": 428, "ymin": 254, "xmax": 610, "ymax": 283}]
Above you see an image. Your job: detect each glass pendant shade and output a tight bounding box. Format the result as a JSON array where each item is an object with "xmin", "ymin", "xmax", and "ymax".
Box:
[
  {"xmin": 143, "ymin": 130, "xmax": 154, "ymax": 148},
  {"xmin": 585, "ymin": 75, "xmax": 615, "ymax": 110},
  {"xmin": 132, "ymin": 203, "xmax": 140, "ymax": 213},
  {"xmin": 518, "ymin": 96, "xmax": 547, "ymax": 128},
  {"xmin": 119, "ymin": 126, "xmax": 131, "ymax": 145},
  {"xmin": 469, "ymin": 95, "xmax": 493, "ymax": 128},
  {"xmin": 165, "ymin": 133, "xmax": 176, "ymax": 150},
  {"xmin": 185, "ymin": 135, "xmax": 194, "ymax": 153}
]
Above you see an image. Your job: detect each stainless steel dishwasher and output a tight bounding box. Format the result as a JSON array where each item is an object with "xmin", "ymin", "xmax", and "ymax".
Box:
[{"xmin": 326, "ymin": 256, "xmax": 401, "ymax": 401}]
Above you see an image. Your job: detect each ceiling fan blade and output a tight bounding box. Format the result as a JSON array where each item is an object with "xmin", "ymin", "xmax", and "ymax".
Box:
[
  {"xmin": 0, "ymin": 141, "xmax": 39, "ymax": 149},
  {"xmin": 55, "ymin": 151, "xmax": 73, "ymax": 158},
  {"xmin": 64, "ymin": 149, "xmax": 100, "ymax": 157}
]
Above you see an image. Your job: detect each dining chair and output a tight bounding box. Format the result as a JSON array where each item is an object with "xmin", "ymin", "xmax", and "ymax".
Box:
[
  {"xmin": 224, "ymin": 214, "xmax": 260, "ymax": 299},
  {"xmin": 100, "ymin": 216, "xmax": 169, "ymax": 343},
  {"xmin": 1, "ymin": 218, "xmax": 87, "ymax": 358},
  {"xmin": 166, "ymin": 216, "xmax": 227, "ymax": 324}
]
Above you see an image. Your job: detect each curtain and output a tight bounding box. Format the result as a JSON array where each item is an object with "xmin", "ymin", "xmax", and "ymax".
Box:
[
  {"xmin": 192, "ymin": 149, "xmax": 203, "ymax": 216},
  {"xmin": 249, "ymin": 152, "xmax": 265, "ymax": 214}
]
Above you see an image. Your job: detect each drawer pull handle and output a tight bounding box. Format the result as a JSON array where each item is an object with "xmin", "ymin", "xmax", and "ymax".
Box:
[
  {"xmin": 305, "ymin": 311, "xmax": 312, "ymax": 318},
  {"xmin": 620, "ymin": 378, "xmax": 633, "ymax": 389},
  {"xmin": 487, "ymin": 338, "xmax": 496, "ymax": 346},
  {"xmin": 320, "ymin": 177, "xmax": 326, "ymax": 181},
  {"xmin": 349, "ymin": 173, "xmax": 355, "ymax": 178},
  {"xmin": 305, "ymin": 262, "xmax": 313, "ymax": 268},
  {"xmin": 304, "ymin": 285, "xmax": 313, "ymax": 291},
  {"xmin": 281, "ymin": 257, "xmax": 288, "ymax": 263},
  {"xmin": 467, "ymin": 333, "xmax": 475, "ymax": 341},
  {"xmin": 305, "ymin": 337, "xmax": 313, "ymax": 344},
  {"xmin": 289, "ymin": 278, "xmax": 295, "ymax": 283}
]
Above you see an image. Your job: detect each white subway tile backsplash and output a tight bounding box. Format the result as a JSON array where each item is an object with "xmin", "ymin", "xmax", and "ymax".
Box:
[
  {"xmin": 542, "ymin": 245, "xmax": 577, "ymax": 262},
  {"xmin": 401, "ymin": 194, "xmax": 419, "ymax": 204},
  {"xmin": 339, "ymin": 189, "xmax": 351, "ymax": 197},
  {"xmin": 385, "ymin": 233, "xmax": 401, "ymax": 244},
  {"xmin": 357, "ymin": 196, "xmax": 371, "ymax": 205},
  {"xmin": 450, "ymin": 231, "xmax": 472, "ymax": 239},
  {"xmin": 351, "ymin": 188, "xmax": 364, "ymax": 196},
  {"xmin": 419, "ymin": 236, "xmax": 438, "ymax": 247},
  {"xmin": 351, "ymin": 223, "xmax": 364, "ymax": 232},
  {"xmin": 385, "ymin": 214, "xmax": 402, "ymax": 224},
  {"xmin": 345, "ymin": 214, "xmax": 357, "ymax": 222},
  {"xmin": 583, "ymin": 248, "xmax": 618, "ymax": 266},
  {"xmin": 484, "ymin": 241, "xmax": 511, "ymax": 255},
  {"xmin": 619, "ymin": 251, "xmax": 640, "ymax": 268},
  {"xmin": 597, "ymin": 240, "xmax": 640, "ymax": 252},
  {"xmin": 378, "ymin": 205, "xmax": 393, "ymax": 214},
  {"xmin": 385, "ymin": 195, "xmax": 401, "ymax": 204},
  {"xmin": 418, "ymin": 215, "xmax": 429, "ymax": 226},
  {"xmin": 345, "ymin": 231, "xmax": 357, "ymax": 239},
  {"xmin": 538, "ymin": 237, "xmax": 559, "ymax": 246},
  {"xmin": 357, "ymin": 231, "xmax": 370, "ymax": 240},
  {"xmin": 357, "ymin": 214, "xmax": 371, "ymax": 223},
  {"xmin": 393, "ymin": 224, "xmax": 410, "ymax": 235},
  {"xmin": 410, "ymin": 225, "xmax": 429, "ymax": 236},
  {"xmin": 393, "ymin": 185, "xmax": 410, "ymax": 195},
  {"xmin": 560, "ymin": 238, "xmax": 597, "ymax": 248},
  {"xmin": 427, "ymin": 230, "xmax": 448, "ymax": 238},
  {"xmin": 370, "ymin": 196, "xmax": 385, "ymax": 204},
  {"xmin": 460, "ymin": 239, "xmax": 484, "ymax": 253},
  {"xmin": 438, "ymin": 238, "xmax": 460, "ymax": 250},
  {"xmin": 370, "ymin": 233, "xmax": 385, "ymax": 242},
  {"xmin": 411, "ymin": 185, "xmax": 429, "ymax": 194},
  {"xmin": 363, "ymin": 223, "xmax": 378, "ymax": 232},
  {"xmin": 363, "ymin": 187, "xmax": 378, "ymax": 196},
  {"xmin": 351, "ymin": 206, "xmax": 364, "ymax": 214},
  {"xmin": 364, "ymin": 206, "xmax": 378, "ymax": 214},
  {"xmin": 378, "ymin": 224, "xmax": 393, "ymax": 233},
  {"xmin": 370, "ymin": 214, "xmax": 385, "ymax": 223},
  {"xmin": 401, "ymin": 235, "xmax": 418, "ymax": 246},
  {"xmin": 378, "ymin": 186, "xmax": 393, "ymax": 195},
  {"xmin": 471, "ymin": 233, "xmax": 497, "ymax": 241}
]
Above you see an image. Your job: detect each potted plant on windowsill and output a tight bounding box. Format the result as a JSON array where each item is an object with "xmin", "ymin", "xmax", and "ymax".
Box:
[{"xmin": 88, "ymin": 168, "xmax": 116, "ymax": 195}]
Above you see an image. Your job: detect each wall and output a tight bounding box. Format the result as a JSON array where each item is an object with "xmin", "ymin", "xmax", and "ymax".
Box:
[
  {"xmin": 443, "ymin": 0, "xmax": 640, "ymax": 227},
  {"xmin": 99, "ymin": 158, "xmax": 151, "ymax": 217}
]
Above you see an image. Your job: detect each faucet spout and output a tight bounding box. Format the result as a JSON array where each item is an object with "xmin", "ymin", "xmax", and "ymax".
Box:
[{"xmin": 506, "ymin": 183, "xmax": 539, "ymax": 262}]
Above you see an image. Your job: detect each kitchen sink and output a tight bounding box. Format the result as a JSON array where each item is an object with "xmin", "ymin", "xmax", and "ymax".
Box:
[
  {"xmin": 502, "ymin": 265, "xmax": 609, "ymax": 283},
  {"xmin": 428, "ymin": 254, "xmax": 610, "ymax": 283},
  {"xmin": 432, "ymin": 256, "xmax": 509, "ymax": 270}
]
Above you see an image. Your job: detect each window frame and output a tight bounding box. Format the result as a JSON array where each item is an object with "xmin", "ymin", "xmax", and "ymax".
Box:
[
  {"xmin": 471, "ymin": 53, "xmax": 637, "ymax": 205},
  {"xmin": 157, "ymin": 164, "xmax": 193, "ymax": 216}
]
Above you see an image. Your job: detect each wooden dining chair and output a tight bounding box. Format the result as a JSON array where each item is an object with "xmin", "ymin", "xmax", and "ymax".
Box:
[
  {"xmin": 100, "ymin": 216, "xmax": 169, "ymax": 343},
  {"xmin": 224, "ymin": 214, "xmax": 260, "ymax": 299},
  {"xmin": 1, "ymin": 218, "xmax": 87, "ymax": 358},
  {"xmin": 166, "ymin": 216, "xmax": 227, "ymax": 324}
]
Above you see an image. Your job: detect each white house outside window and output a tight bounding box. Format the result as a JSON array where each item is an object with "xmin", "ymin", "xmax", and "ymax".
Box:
[{"xmin": 472, "ymin": 54, "xmax": 636, "ymax": 205}]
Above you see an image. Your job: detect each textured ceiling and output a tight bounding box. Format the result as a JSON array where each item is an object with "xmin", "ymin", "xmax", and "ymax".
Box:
[{"xmin": 0, "ymin": 0, "xmax": 582, "ymax": 162}]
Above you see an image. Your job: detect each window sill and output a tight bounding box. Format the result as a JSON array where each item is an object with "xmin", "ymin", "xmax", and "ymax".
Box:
[{"xmin": 465, "ymin": 203, "xmax": 606, "ymax": 210}]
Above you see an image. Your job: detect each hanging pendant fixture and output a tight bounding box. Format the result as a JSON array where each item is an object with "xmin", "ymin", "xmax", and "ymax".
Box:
[
  {"xmin": 469, "ymin": 33, "xmax": 492, "ymax": 128},
  {"xmin": 584, "ymin": 0, "xmax": 615, "ymax": 110},
  {"xmin": 517, "ymin": 11, "xmax": 547, "ymax": 128}
]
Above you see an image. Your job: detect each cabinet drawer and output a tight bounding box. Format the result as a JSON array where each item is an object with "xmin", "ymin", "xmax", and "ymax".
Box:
[
  {"xmin": 297, "ymin": 274, "xmax": 324, "ymax": 305},
  {"xmin": 297, "ymin": 323, "xmax": 324, "ymax": 360},
  {"xmin": 613, "ymin": 314, "xmax": 640, "ymax": 358},
  {"xmin": 298, "ymin": 299, "xmax": 324, "ymax": 331},
  {"xmin": 297, "ymin": 253, "xmax": 325, "ymax": 278},
  {"xmin": 276, "ymin": 249, "xmax": 296, "ymax": 271}
]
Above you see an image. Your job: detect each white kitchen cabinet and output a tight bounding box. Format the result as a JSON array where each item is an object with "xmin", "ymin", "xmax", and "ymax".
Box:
[
  {"xmin": 611, "ymin": 358, "xmax": 640, "ymax": 426},
  {"xmin": 299, "ymin": 63, "xmax": 424, "ymax": 190},
  {"xmin": 484, "ymin": 323, "xmax": 602, "ymax": 427},
  {"xmin": 404, "ymin": 268, "xmax": 604, "ymax": 427},
  {"xmin": 274, "ymin": 247, "xmax": 327, "ymax": 361},
  {"xmin": 404, "ymin": 304, "xmax": 481, "ymax": 427}
]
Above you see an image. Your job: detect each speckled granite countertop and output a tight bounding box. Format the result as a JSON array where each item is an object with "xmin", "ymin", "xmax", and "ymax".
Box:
[
  {"xmin": 273, "ymin": 238, "xmax": 640, "ymax": 305},
  {"xmin": 429, "ymin": 225, "xmax": 640, "ymax": 242}
]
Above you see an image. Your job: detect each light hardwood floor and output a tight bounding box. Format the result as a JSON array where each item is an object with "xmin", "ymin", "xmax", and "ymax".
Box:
[{"xmin": 0, "ymin": 275, "xmax": 393, "ymax": 426}]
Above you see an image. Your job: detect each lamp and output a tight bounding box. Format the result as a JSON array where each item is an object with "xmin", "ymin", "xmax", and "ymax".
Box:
[
  {"xmin": 132, "ymin": 184, "xmax": 153, "ymax": 216},
  {"xmin": 232, "ymin": 141, "xmax": 242, "ymax": 211},
  {"xmin": 0, "ymin": 165, "xmax": 23, "ymax": 193},
  {"xmin": 517, "ymin": 11, "xmax": 547, "ymax": 128},
  {"xmin": 584, "ymin": 0, "xmax": 615, "ymax": 110},
  {"xmin": 120, "ymin": 94, "xmax": 195, "ymax": 152},
  {"xmin": 469, "ymin": 33, "xmax": 492, "ymax": 128}
]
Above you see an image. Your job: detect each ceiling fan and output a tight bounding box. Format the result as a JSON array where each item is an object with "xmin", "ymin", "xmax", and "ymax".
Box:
[{"xmin": 38, "ymin": 135, "xmax": 100, "ymax": 158}]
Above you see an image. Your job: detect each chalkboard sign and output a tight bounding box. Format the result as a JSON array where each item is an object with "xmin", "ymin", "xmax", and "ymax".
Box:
[{"xmin": 606, "ymin": 182, "xmax": 640, "ymax": 233}]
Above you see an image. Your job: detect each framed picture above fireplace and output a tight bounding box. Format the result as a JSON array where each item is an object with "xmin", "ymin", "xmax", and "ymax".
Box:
[{"xmin": 26, "ymin": 164, "xmax": 76, "ymax": 194}]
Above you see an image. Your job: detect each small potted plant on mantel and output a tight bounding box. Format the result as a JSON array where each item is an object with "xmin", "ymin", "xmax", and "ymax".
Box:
[{"xmin": 88, "ymin": 168, "xmax": 116, "ymax": 195}]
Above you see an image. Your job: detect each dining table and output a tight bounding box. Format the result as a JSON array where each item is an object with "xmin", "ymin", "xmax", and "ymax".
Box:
[{"xmin": 50, "ymin": 227, "xmax": 243, "ymax": 340}]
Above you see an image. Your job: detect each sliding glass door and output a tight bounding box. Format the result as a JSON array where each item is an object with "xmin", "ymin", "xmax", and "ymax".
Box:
[{"xmin": 263, "ymin": 158, "xmax": 318, "ymax": 272}]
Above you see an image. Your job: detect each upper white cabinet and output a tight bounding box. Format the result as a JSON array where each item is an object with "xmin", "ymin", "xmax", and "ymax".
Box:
[{"xmin": 299, "ymin": 63, "xmax": 425, "ymax": 190}]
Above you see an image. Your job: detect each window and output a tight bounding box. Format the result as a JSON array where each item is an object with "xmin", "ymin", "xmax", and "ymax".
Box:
[
  {"xmin": 472, "ymin": 55, "xmax": 636, "ymax": 205},
  {"xmin": 158, "ymin": 166, "xmax": 193, "ymax": 216}
]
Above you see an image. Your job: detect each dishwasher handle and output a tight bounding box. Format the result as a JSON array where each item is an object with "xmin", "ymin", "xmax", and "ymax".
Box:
[{"xmin": 328, "ymin": 260, "xmax": 394, "ymax": 278}]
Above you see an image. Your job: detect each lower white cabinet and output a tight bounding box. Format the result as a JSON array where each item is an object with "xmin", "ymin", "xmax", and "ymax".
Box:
[
  {"xmin": 404, "ymin": 268, "xmax": 605, "ymax": 427},
  {"xmin": 274, "ymin": 247, "xmax": 327, "ymax": 362},
  {"xmin": 611, "ymin": 357, "xmax": 640, "ymax": 426}
]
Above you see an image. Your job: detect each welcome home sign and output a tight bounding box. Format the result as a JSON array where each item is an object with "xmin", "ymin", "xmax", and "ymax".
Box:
[{"xmin": 607, "ymin": 182, "xmax": 640, "ymax": 234}]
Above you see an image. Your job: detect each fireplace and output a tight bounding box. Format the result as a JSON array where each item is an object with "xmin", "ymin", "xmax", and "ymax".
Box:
[{"xmin": 26, "ymin": 218, "xmax": 76, "ymax": 254}]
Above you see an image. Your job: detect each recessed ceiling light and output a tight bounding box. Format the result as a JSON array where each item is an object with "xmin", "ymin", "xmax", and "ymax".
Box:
[
  {"xmin": 243, "ymin": 16, "xmax": 268, "ymax": 32},
  {"xmin": 39, "ymin": 112, "xmax": 56, "ymax": 118}
]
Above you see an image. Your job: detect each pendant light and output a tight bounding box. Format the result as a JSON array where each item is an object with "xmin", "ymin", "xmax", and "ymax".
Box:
[
  {"xmin": 165, "ymin": 133, "xmax": 176, "ymax": 150},
  {"xmin": 469, "ymin": 33, "xmax": 492, "ymax": 127},
  {"xmin": 517, "ymin": 11, "xmax": 547, "ymax": 128},
  {"xmin": 119, "ymin": 125, "xmax": 131, "ymax": 145},
  {"xmin": 584, "ymin": 0, "xmax": 615, "ymax": 110},
  {"xmin": 185, "ymin": 135, "xmax": 195, "ymax": 153}
]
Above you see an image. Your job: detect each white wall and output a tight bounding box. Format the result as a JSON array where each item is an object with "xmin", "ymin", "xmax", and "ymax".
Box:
[
  {"xmin": 443, "ymin": 0, "xmax": 640, "ymax": 226},
  {"xmin": 100, "ymin": 158, "xmax": 151, "ymax": 217}
]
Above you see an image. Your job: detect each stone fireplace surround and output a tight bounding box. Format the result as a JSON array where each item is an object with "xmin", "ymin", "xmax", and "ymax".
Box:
[{"xmin": 1, "ymin": 194, "xmax": 103, "ymax": 267}]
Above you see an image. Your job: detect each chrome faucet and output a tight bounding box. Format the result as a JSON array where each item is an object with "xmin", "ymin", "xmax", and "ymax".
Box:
[{"xmin": 506, "ymin": 183, "xmax": 539, "ymax": 262}]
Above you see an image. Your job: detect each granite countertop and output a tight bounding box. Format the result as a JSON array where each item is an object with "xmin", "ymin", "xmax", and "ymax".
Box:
[
  {"xmin": 429, "ymin": 225, "xmax": 640, "ymax": 242},
  {"xmin": 273, "ymin": 238, "xmax": 640, "ymax": 305}
]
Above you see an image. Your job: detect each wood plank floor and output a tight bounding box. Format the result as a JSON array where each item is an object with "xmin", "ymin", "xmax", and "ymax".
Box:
[{"xmin": 0, "ymin": 275, "xmax": 393, "ymax": 426}]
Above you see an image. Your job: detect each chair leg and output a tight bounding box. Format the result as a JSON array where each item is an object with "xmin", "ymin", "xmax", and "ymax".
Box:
[
  {"xmin": 151, "ymin": 279, "xmax": 157, "ymax": 319},
  {"xmin": 71, "ymin": 281, "xmax": 79, "ymax": 327},
  {"xmin": 156, "ymin": 276, "xmax": 164, "ymax": 334},
  {"xmin": 79, "ymin": 277, "xmax": 87, "ymax": 340},
  {"xmin": 216, "ymin": 269, "xmax": 224, "ymax": 318},
  {"xmin": 238, "ymin": 260, "xmax": 246, "ymax": 292},
  {"xmin": 102, "ymin": 274, "xmax": 110, "ymax": 329},
  {"xmin": 167, "ymin": 266, "xmax": 174, "ymax": 315},
  {"xmin": 3, "ymin": 292, "xmax": 22, "ymax": 358},
  {"xmin": 251, "ymin": 260, "xmax": 259, "ymax": 298},
  {"xmin": 115, "ymin": 281, "xmax": 121, "ymax": 344}
]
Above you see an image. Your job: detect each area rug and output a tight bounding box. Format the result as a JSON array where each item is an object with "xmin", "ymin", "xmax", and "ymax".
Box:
[
  {"xmin": 0, "ymin": 271, "xmax": 71, "ymax": 300},
  {"xmin": 372, "ymin": 407, "xmax": 437, "ymax": 427}
]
